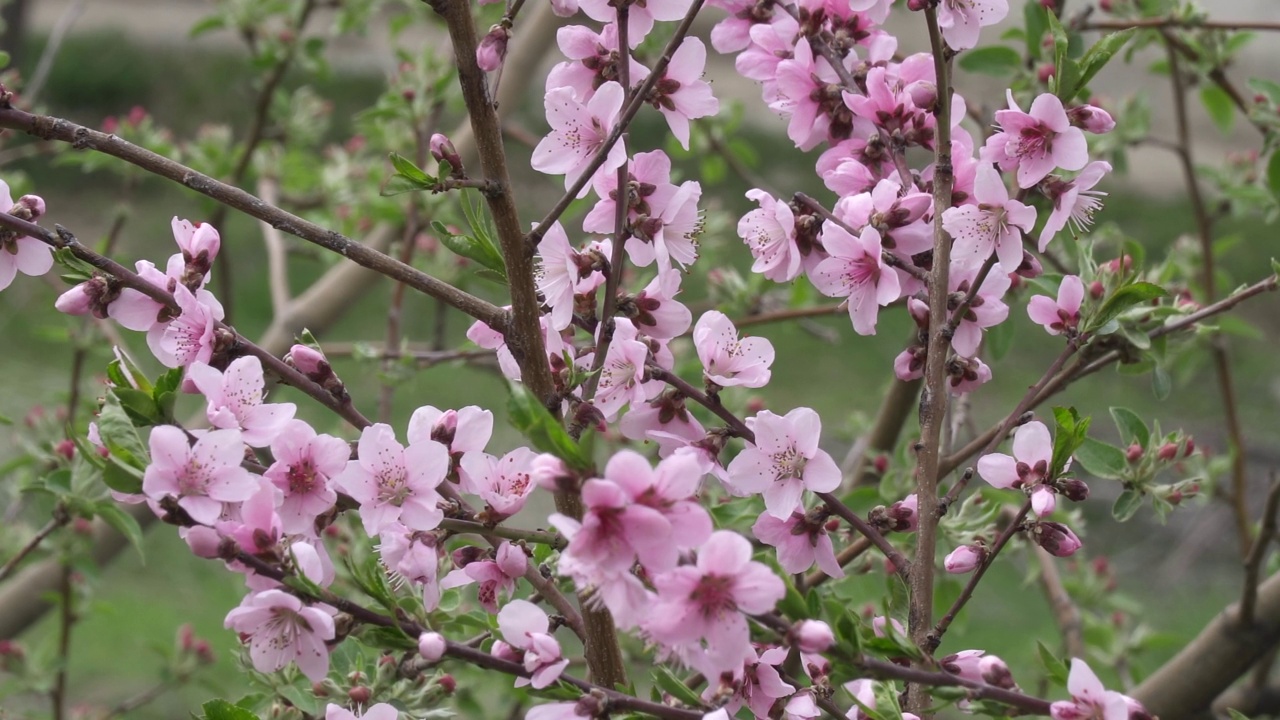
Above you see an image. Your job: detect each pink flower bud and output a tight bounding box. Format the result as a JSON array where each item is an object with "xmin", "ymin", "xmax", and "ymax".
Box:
[
  {"xmin": 1015, "ymin": 249, "xmax": 1043, "ymax": 279},
  {"xmin": 794, "ymin": 620, "xmax": 834, "ymax": 654},
  {"xmin": 940, "ymin": 649, "xmax": 985, "ymax": 681},
  {"xmin": 905, "ymin": 80, "xmax": 937, "ymax": 112},
  {"xmin": 429, "ymin": 133, "xmax": 463, "ymax": 176},
  {"xmin": 1157, "ymin": 443, "xmax": 1179, "ymax": 461},
  {"xmin": 418, "ymin": 632, "xmax": 446, "ymax": 662},
  {"xmin": 1089, "ymin": 280, "xmax": 1105, "ymax": 299},
  {"xmin": 906, "ymin": 0, "xmax": 928, "ymax": 10},
  {"xmin": 944, "ymin": 545, "xmax": 984, "ymax": 574},
  {"xmin": 1031, "ymin": 486, "xmax": 1057, "ymax": 518},
  {"xmin": 1059, "ymin": 478, "xmax": 1090, "ymax": 503},
  {"xmin": 348, "ymin": 686, "xmax": 371, "ymax": 704},
  {"xmin": 1184, "ymin": 437, "xmax": 1195, "ymax": 456},
  {"xmin": 1033, "ymin": 521, "xmax": 1082, "ymax": 557},
  {"xmin": 55, "ymin": 439, "xmax": 76, "ymax": 460},
  {"xmin": 1126, "ymin": 443, "xmax": 1143, "ymax": 463},
  {"xmin": 15, "ymin": 194, "xmax": 46, "ymax": 220},
  {"xmin": 287, "ymin": 344, "xmax": 329, "ymax": 377},
  {"xmin": 490, "ymin": 639, "xmax": 522, "ymax": 663},
  {"xmin": 438, "ymin": 674, "xmax": 457, "ymax": 693},
  {"xmin": 979, "ymin": 655, "xmax": 1016, "ymax": 689},
  {"xmin": 889, "ymin": 493, "xmax": 918, "ymax": 532},
  {"xmin": 476, "ymin": 25, "xmax": 510, "ymax": 73},
  {"xmin": 1068, "ymin": 104, "xmax": 1116, "ymax": 134},
  {"xmin": 531, "ymin": 453, "xmax": 573, "ymax": 491},
  {"xmin": 1037, "ymin": 64, "xmax": 1056, "ymax": 84}
]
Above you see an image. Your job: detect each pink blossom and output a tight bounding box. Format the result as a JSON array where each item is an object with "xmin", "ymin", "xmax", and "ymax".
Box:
[
  {"xmin": 627, "ymin": 179, "xmax": 703, "ymax": 269},
  {"xmin": 532, "ymin": 82, "xmax": 627, "ymax": 194},
  {"xmin": 1038, "ymin": 161, "xmax": 1110, "ymax": 249},
  {"xmin": 477, "ymin": 24, "xmax": 509, "ymax": 72},
  {"xmin": 644, "ymin": 531, "xmax": 785, "ymax": 675},
  {"xmin": 738, "ymin": 189, "xmax": 803, "ymax": 282},
  {"xmin": 832, "ymin": 179, "xmax": 934, "ymax": 261},
  {"xmin": 536, "ymin": 223, "xmax": 605, "ymax": 331},
  {"xmin": 224, "ymin": 589, "xmax": 335, "ymax": 682},
  {"xmin": 1068, "ymin": 104, "xmax": 1116, "ymax": 134},
  {"xmin": 107, "ymin": 258, "xmax": 181, "ymax": 332},
  {"xmin": 1028, "ymin": 275, "xmax": 1085, "ymax": 336},
  {"xmin": 418, "ymin": 632, "xmax": 446, "ymax": 662},
  {"xmin": 947, "ymin": 354, "xmax": 993, "ymax": 396},
  {"xmin": 442, "ymin": 541, "xmax": 527, "ymax": 613},
  {"xmin": 547, "ymin": 24, "xmax": 649, "ymax": 101},
  {"xmin": 693, "ymin": 310, "xmax": 774, "ymax": 388},
  {"xmin": 943, "ymin": 545, "xmax": 984, "ymax": 574},
  {"xmin": 752, "ymin": 509, "xmax": 844, "ymax": 577},
  {"xmin": 585, "ymin": 319, "xmax": 655, "ymax": 420},
  {"xmin": 935, "ymin": 0, "xmax": 1008, "ymax": 50},
  {"xmin": 467, "ymin": 313, "xmax": 566, "ymax": 382},
  {"xmin": 216, "ymin": 479, "xmax": 283, "ymax": 557},
  {"xmin": 324, "ymin": 703, "xmax": 398, "ymax": 720},
  {"xmin": 948, "ymin": 263, "xmax": 1011, "ymax": 357},
  {"xmin": 942, "ymin": 164, "xmax": 1037, "ymax": 272},
  {"xmin": 770, "ymin": 38, "xmax": 838, "ymax": 150},
  {"xmin": 143, "ymin": 426, "xmax": 257, "ymax": 525},
  {"xmin": 264, "ymin": 420, "xmax": 350, "ymax": 535},
  {"xmin": 583, "ymin": 149, "xmax": 676, "ymax": 235},
  {"xmin": 497, "ymin": 600, "xmax": 569, "ymax": 689},
  {"xmin": 1032, "ymin": 486, "xmax": 1058, "ymax": 517},
  {"xmin": 812, "ymin": 223, "xmax": 901, "ymax": 335},
  {"xmin": 737, "ymin": 16, "xmax": 801, "ymax": 93},
  {"xmin": 526, "ymin": 701, "xmax": 602, "ymax": 720},
  {"xmin": 783, "ymin": 692, "xmax": 821, "ymax": 719},
  {"xmin": 187, "ymin": 356, "xmax": 296, "ymax": 448},
  {"xmin": 795, "ymin": 620, "xmax": 835, "ymax": 654},
  {"xmin": 146, "ymin": 284, "xmax": 225, "ymax": 368},
  {"xmin": 726, "ymin": 408, "xmax": 842, "ymax": 519},
  {"xmin": 334, "ymin": 423, "xmax": 448, "ymax": 535},
  {"xmin": 407, "ymin": 405, "xmax": 493, "ymax": 456},
  {"xmin": 982, "ymin": 91, "xmax": 1089, "ymax": 189},
  {"xmin": 976, "ymin": 420, "xmax": 1052, "ymax": 490},
  {"xmin": 619, "ymin": 390, "xmax": 706, "ymax": 456},
  {"xmin": 1050, "ymin": 659, "xmax": 1134, "ymax": 720},
  {"xmin": 0, "ymin": 184, "xmax": 53, "ymax": 291},
  {"xmin": 171, "ymin": 217, "xmax": 220, "ymax": 275},
  {"xmin": 626, "ymin": 270, "xmax": 690, "ymax": 340},
  {"xmin": 711, "ymin": 646, "xmax": 795, "ymax": 719},
  {"xmin": 578, "ymin": 0, "xmax": 692, "ymax": 47},
  {"xmin": 649, "ymin": 38, "xmax": 719, "ymax": 150},
  {"xmin": 377, "ymin": 521, "xmax": 445, "ymax": 610},
  {"xmin": 460, "ymin": 448, "xmax": 538, "ymax": 519}
]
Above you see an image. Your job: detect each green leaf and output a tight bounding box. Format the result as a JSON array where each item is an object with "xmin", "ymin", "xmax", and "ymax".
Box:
[
  {"xmin": 1266, "ymin": 152, "xmax": 1280, "ymax": 202},
  {"xmin": 201, "ymin": 699, "xmax": 259, "ymax": 720},
  {"xmin": 102, "ymin": 459, "xmax": 144, "ymax": 495},
  {"xmin": 779, "ymin": 579, "xmax": 809, "ymax": 620},
  {"xmin": 1151, "ymin": 364, "xmax": 1172, "ymax": 400},
  {"xmin": 275, "ymin": 684, "xmax": 322, "ymax": 716},
  {"xmin": 1037, "ymin": 640, "xmax": 1069, "ymax": 685},
  {"xmin": 97, "ymin": 391, "xmax": 149, "ymax": 471},
  {"xmin": 1050, "ymin": 407, "xmax": 1091, "ymax": 478},
  {"xmin": 1046, "ymin": 11, "xmax": 1082, "ymax": 102},
  {"xmin": 1074, "ymin": 437, "xmax": 1128, "ymax": 480},
  {"xmin": 1227, "ymin": 709, "xmax": 1254, "ymax": 720},
  {"xmin": 1089, "ymin": 281, "xmax": 1167, "ymax": 331},
  {"xmin": 389, "ymin": 151, "xmax": 434, "ymax": 184},
  {"xmin": 653, "ymin": 667, "xmax": 705, "ymax": 707},
  {"xmin": 985, "ymin": 316, "xmax": 1014, "ymax": 362},
  {"xmin": 0, "ymin": 51, "xmax": 10, "ymax": 70},
  {"xmin": 1200, "ymin": 86, "xmax": 1236, "ymax": 135},
  {"xmin": 113, "ymin": 388, "xmax": 161, "ymax": 426},
  {"xmin": 1249, "ymin": 78, "xmax": 1280, "ymax": 106},
  {"xmin": 958, "ymin": 46, "xmax": 1022, "ymax": 76},
  {"xmin": 439, "ymin": 232, "xmax": 507, "ymax": 277},
  {"xmin": 507, "ymin": 384, "xmax": 592, "ymax": 472},
  {"xmin": 1109, "ymin": 407, "xmax": 1149, "ymax": 448},
  {"xmin": 96, "ymin": 501, "xmax": 145, "ymax": 561},
  {"xmin": 1024, "ymin": 3, "xmax": 1049, "ymax": 60},
  {"xmin": 1112, "ymin": 488, "xmax": 1144, "ymax": 522},
  {"xmin": 380, "ymin": 174, "xmax": 431, "ymax": 197},
  {"xmin": 1075, "ymin": 29, "xmax": 1138, "ymax": 95}
]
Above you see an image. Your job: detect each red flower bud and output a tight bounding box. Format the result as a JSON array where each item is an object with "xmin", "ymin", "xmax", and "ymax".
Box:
[
  {"xmin": 348, "ymin": 686, "xmax": 371, "ymax": 704},
  {"xmin": 1157, "ymin": 443, "xmax": 1179, "ymax": 461},
  {"xmin": 1126, "ymin": 443, "xmax": 1143, "ymax": 463}
]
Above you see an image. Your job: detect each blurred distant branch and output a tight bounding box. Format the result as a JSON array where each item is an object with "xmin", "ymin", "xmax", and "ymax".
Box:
[
  {"xmin": 1241, "ymin": 475, "xmax": 1280, "ymax": 627},
  {"xmin": 1036, "ymin": 545, "xmax": 1085, "ymax": 660},
  {"xmin": 0, "ymin": 507, "xmax": 67, "ymax": 583},
  {"xmin": 23, "ymin": 0, "xmax": 84, "ymax": 105}
]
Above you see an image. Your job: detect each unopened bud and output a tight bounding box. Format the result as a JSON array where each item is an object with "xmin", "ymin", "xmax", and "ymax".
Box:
[
  {"xmin": 438, "ymin": 674, "xmax": 457, "ymax": 694},
  {"xmin": 1068, "ymin": 104, "xmax": 1116, "ymax": 134},
  {"xmin": 1037, "ymin": 63, "xmax": 1056, "ymax": 84},
  {"xmin": 1059, "ymin": 477, "xmax": 1090, "ymax": 503},
  {"xmin": 1015, "ymin": 249, "xmax": 1043, "ymax": 279},
  {"xmin": 1183, "ymin": 437, "xmax": 1195, "ymax": 456},
  {"xmin": 905, "ymin": 80, "xmax": 937, "ymax": 113},
  {"xmin": 940, "ymin": 650, "xmax": 984, "ymax": 681},
  {"xmin": 348, "ymin": 686, "xmax": 371, "ymax": 704},
  {"xmin": 1090, "ymin": 280, "xmax": 1105, "ymax": 299},
  {"xmin": 1157, "ymin": 443, "xmax": 1179, "ymax": 461},
  {"xmin": 873, "ymin": 454, "xmax": 889, "ymax": 475},
  {"xmin": 418, "ymin": 632, "xmax": 446, "ymax": 662},
  {"xmin": 794, "ymin": 620, "xmax": 835, "ymax": 654},
  {"xmin": 430, "ymin": 133, "xmax": 463, "ymax": 177},
  {"xmin": 1126, "ymin": 443, "xmax": 1143, "ymax": 463},
  {"xmin": 943, "ymin": 544, "xmax": 984, "ymax": 574},
  {"xmin": 55, "ymin": 439, "xmax": 76, "ymax": 460},
  {"xmin": 476, "ymin": 25, "xmax": 510, "ymax": 73},
  {"xmin": 906, "ymin": 0, "xmax": 928, "ymax": 10},
  {"xmin": 979, "ymin": 655, "xmax": 1017, "ymax": 689},
  {"xmin": 1033, "ymin": 521, "xmax": 1082, "ymax": 557}
]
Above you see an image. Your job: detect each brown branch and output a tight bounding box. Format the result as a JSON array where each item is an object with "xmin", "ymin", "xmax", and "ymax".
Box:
[
  {"xmin": 1241, "ymin": 475, "xmax": 1280, "ymax": 627},
  {"xmin": 857, "ymin": 656, "xmax": 1053, "ymax": 716},
  {"xmin": 1035, "ymin": 545, "xmax": 1085, "ymax": 659},
  {"xmin": 1158, "ymin": 29, "xmax": 1268, "ymax": 137},
  {"xmin": 0, "ymin": 509, "xmax": 68, "ymax": 583},
  {"xmin": 792, "ymin": 192, "xmax": 928, "ymax": 282},
  {"xmin": 0, "ymin": 105, "xmax": 508, "ymax": 330},
  {"xmin": 438, "ymin": 518, "xmax": 566, "ymax": 550},
  {"xmin": 51, "ymin": 561, "xmax": 74, "ymax": 720},
  {"xmin": 733, "ymin": 303, "xmax": 845, "ymax": 329},
  {"xmin": 1082, "ymin": 18, "xmax": 1280, "ymax": 32},
  {"xmin": 815, "ymin": 492, "xmax": 910, "ymax": 580},
  {"xmin": 1164, "ymin": 35, "xmax": 1252, "ymax": 557}
]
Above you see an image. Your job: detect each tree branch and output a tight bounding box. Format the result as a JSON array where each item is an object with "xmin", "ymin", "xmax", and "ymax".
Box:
[{"xmin": 1241, "ymin": 475, "xmax": 1280, "ymax": 627}]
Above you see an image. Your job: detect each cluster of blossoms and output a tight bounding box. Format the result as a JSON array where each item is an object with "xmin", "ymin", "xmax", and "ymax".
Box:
[{"xmin": 0, "ymin": 0, "xmax": 1175, "ymax": 712}]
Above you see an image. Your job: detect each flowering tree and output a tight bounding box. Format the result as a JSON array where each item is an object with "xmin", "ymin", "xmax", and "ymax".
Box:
[{"xmin": 0, "ymin": 0, "xmax": 1279, "ymax": 719}]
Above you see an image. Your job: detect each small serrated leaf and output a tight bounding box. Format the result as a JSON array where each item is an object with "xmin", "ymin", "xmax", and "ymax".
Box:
[
  {"xmin": 201, "ymin": 699, "xmax": 260, "ymax": 720},
  {"xmin": 1088, "ymin": 281, "xmax": 1167, "ymax": 331},
  {"xmin": 1112, "ymin": 488, "xmax": 1144, "ymax": 521},
  {"xmin": 1109, "ymin": 407, "xmax": 1149, "ymax": 448},
  {"xmin": 1075, "ymin": 437, "xmax": 1129, "ymax": 479}
]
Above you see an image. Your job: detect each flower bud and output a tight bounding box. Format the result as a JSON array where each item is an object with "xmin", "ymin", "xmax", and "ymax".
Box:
[
  {"xmin": 1015, "ymin": 249, "xmax": 1044, "ymax": 279},
  {"xmin": 889, "ymin": 493, "xmax": 918, "ymax": 532},
  {"xmin": 418, "ymin": 632, "xmax": 446, "ymax": 662},
  {"xmin": 11, "ymin": 194, "xmax": 46, "ymax": 221},
  {"xmin": 906, "ymin": 0, "xmax": 928, "ymax": 10},
  {"xmin": 944, "ymin": 545, "xmax": 984, "ymax": 574},
  {"xmin": 1059, "ymin": 477, "xmax": 1090, "ymax": 503},
  {"xmin": 55, "ymin": 439, "xmax": 76, "ymax": 460},
  {"xmin": 905, "ymin": 80, "xmax": 937, "ymax": 113},
  {"xmin": 490, "ymin": 639, "xmax": 522, "ymax": 663},
  {"xmin": 940, "ymin": 650, "xmax": 984, "ymax": 681},
  {"xmin": 287, "ymin": 343, "xmax": 330, "ymax": 379},
  {"xmin": 1037, "ymin": 63, "xmax": 1056, "ymax": 84},
  {"xmin": 1183, "ymin": 437, "xmax": 1195, "ymax": 456},
  {"xmin": 1089, "ymin": 280, "xmax": 1105, "ymax": 299},
  {"xmin": 438, "ymin": 674, "xmax": 457, "ymax": 694},
  {"xmin": 531, "ymin": 453, "xmax": 574, "ymax": 491},
  {"xmin": 1033, "ymin": 521, "xmax": 1082, "ymax": 557},
  {"xmin": 979, "ymin": 655, "xmax": 1016, "ymax": 689},
  {"xmin": 476, "ymin": 25, "xmax": 510, "ymax": 73},
  {"xmin": 1157, "ymin": 442, "xmax": 1179, "ymax": 461},
  {"xmin": 348, "ymin": 686, "xmax": 371, "ymax": 704},
  {"xmin": 1031, "ymin": 486, "xmax": 1057, "ymax": 518},
  {"xmin": 550, "ymin": 0, "xmax": 578, "ymax": 15},
  {"xmin": 794, "ymin": 620, "xmax": 835, "ymax": 654},
  {"xmin": 1126, "ymin": 443, "xmax": 1143, "ymax": 463},
  {"xmin": 1068, "ymin": 104, "xmax": 1116, "ymax": 134},
  {"xmin": 430, "ymin": 133, "xmax": 463, "ymax": 176}
]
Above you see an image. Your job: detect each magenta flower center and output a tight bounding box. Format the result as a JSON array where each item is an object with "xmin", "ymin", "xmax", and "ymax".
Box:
[
  {"xmin": 1014, "ymin": 124, "xmax": 1053, "ymax": 160},
  {"xmin": 287, "ymin": 460, "xmax": 319, "ymax": 495},
  {"xmin": 690, "ymin": 574, "xmax": 736, "ymax": 617}
]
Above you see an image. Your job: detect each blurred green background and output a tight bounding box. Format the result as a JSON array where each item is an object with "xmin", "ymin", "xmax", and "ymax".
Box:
[{"xmin": 0, "ymin": 10, "xmax": 1278, "ymax": 720}]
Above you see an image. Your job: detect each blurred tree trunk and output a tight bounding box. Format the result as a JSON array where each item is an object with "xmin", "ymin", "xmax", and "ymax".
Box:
[{"xmin": 1, "ymin": 0, "xmax": 27, "ymax": 69}]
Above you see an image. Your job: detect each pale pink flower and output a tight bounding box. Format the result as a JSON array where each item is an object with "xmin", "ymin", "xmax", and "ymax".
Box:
[
  {"xmin": 737, "ymin": 17, "xmax": 801, "ymax": 93},
  {"xmin": 811, "ymin": 224, "xmax": 900, "ymax": 336},
  {"xmin": 948, "ymin": 263, "xmax": 1011, "ymax": 357},
  {"xmin": 216, "ymin": 479, "xmax": 283, "ymax": 557},
  {"xmin": 738, "ymin": 189, "xmax": 803, "ymax": 282},
  {"xmin": 468, "ymin": 310, "xmax": 566, "ymax": 382},
  {"xmin": 710, "ymin": 0, "xmax": 784, "ymax": 54},
  {"xmin": 377, "ymin": 521, "xmax": 445, "ymax": 610},
  {"xmin": 770, "ymin": 38, "xmax": 838, "ymax": 150},
  {"xmin": 532, "ymin": 82, "xmax": 627, "ymax": 193},
  {"xmin": 627, "ymin": 270, "xmax": 691, "ymax": 340},
  {"xmin": 477, "ymin": 25, "xmax": 509, "ymax": 72},
  {"xmin": 644, "ymin": 531, "xmax": 786, "ymax": 675},
  {"xmin": 943, "ymin": 545, "xmax": 983, "ymax": 574},
  {"xmin": 943, "ymin": 164, "xmax": 1037, "ymax": 272},
  {"xmin": 497, "ymin": 600, "xmax": 570, "ymax": 689},
  {"xmin": 460, "ymin": 448, "xmax": 538, "ymax": 519},
  {"xmin": 224, "ymin": 589, "xmax": 335, "ymax": 682},
  {"xmin": 0, "ymin": 185, "xmax": 52, "ymax": 291},
  {"xmin": 536, "ymin": 221, "xmax": 596, "ymax": 331},
  {"xmin": 693, "ymin": 310, "xmax": 774, "ymax": 388},
  {"xmin": 526, "ymin": 702, "xmax": 600, "ymax": 720},
  {"xmin": 627, "ymin": 179, "xmax": 703, "ymax": 269},
  {"xmin": 547, "ymin": 24, "xmax": 649, "ymax": 101},
  {"xmin": 795, "ymin": 620, "xmax": 835, "ymax": 654},
  {"xmin": 578, "ymin": 0, "xmax": 692, "ymax": 47},
  {"xmin": 1068, "ymin": 104, "xmax": 1116, "ymax": 134},
  {"xmin": 940, "ymin": 649, "xmax": 986, "ymax": 682},
  {"xmin": 407, "ymin": 405, "xmax": 493, "ymax": 456},
  {"xmin": 712, "ymin": 646, "xmax": 794, "ymax": 719},
  {"xmin": 143, "ymin": 426, "xmax": 257, "ymax": 525},
  {"xmin": 444, "ymin": 541, "xmax": 526, "ymax": 613},
  {"xmin": 619, "ymin": 390, "xmax": 706, "ymax": 456},
  {"xmin": 726, "ymin": 408, "xmax": 842, "ymax": 519},
  {"xmin": 947, "ymin": 355, "xmax": 993, "ymax": 396},
  {"xmin": 982, "ymin": 91, "xmax": 1089, "ymax": 189},
  {"xmin": 418, "ymin": 632, "xmax": 446, "ymax": 662},
  {"xmin": 324, "ymin": 703, "xmax": 398, "ymax": 720},
  {"xmin": 108, "ymin": 258, "xmax": 181, "ymax": 332},
  {"xmin": 585, "ymin": 319, "xmax": 655, "ymax": 421},
  {"xmin": 187, "ymin": 356, "xmax": 296, "ymax": 448},
  {"xmin": 1032, "ymin": 486, "xmax": 1058, "ymax": 517},
  {"xmin": 1038, "ymin": 161, "xmax": 1110, "ymax": 249},
  {"xmin": 1028, "ymin": 275, "xmax": 1085, "ymax": 336},
  {"xmin": 649, "ymin": 37, "xmax": 719, "ymax": 150},
  {"xmin": 146, "ymin": 284, "xmax": 225, "ymax": 368},
  {"xmin": 832, "ymin": 178, "xmax": 934, "ymax": 260},
  {"xmin": 264, "ymin": 420, "xmax": 350, "ymax": 535},
  {"xmin": 334, "ymin": 423, "xmax": 448, "ymax": 535},
  {"xmin": 936, "ymin": 0, "xmax": 1008, "ymax": 50},
  {"xmin": 752, "ymin": 509, "xmax": 844, "ymax": 577},
  {"xmin": 171, "ymin": 217, "xmax": 220, "ymax": 273},
  {"xmin": 976, "ymin": 420, "xmax": 1052, "ymax": 490},
  {"xmin": 1050, "ymin": 659, "xmax": 1134, "ymax": 720},
  {"xmin": 583, "ymin": 149, "xmax": 676, "ymax": 235}
]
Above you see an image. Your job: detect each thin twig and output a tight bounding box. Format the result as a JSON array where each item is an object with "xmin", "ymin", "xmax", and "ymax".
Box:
[
  {"xmin": 1240, "ymin": 475, "xmax": 1280, "ymax": 627},
  {"xmin": 438, "ymin": 518, "xmax": 566, "ymax": 550},
  {"xmin": 792, "ymin": 192, "xmax": 928, "ymax": 282},
  {"xmin": 256, "ymin": 178, "xmax": 292, "ymax": 317},
  {"xmin": 1035, "ymin": 545, "xmax": 1085, "ymax": 659},
  {"xmin": 23, "ymin": 0, "xmax": 85, "ymax": 105},
  {"xmin": 51, "ymin": 561, "xmax": 74, "ymax": 720},
  {"xmin": 0, "ymin": 511, "xmax": 68, "ymax": 582}
]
